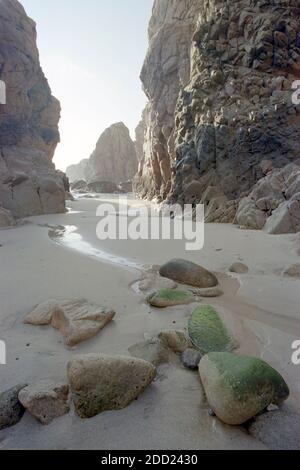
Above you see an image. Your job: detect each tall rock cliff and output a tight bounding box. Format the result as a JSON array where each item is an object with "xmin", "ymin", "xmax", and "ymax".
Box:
[
  {"xmin": 135, "ymin": 0, "xmax": 300, "ymax": 232},
  {"xmin": 0, "ymin": 0, "xmax": 65, "ymax": 219},
  {"xmin": 67, "ymin": 122, "xmax": 138, "ymax": 185},
  {"xmin": 134, "ymin": 0, "xmax": 201, "ymax": 201}
]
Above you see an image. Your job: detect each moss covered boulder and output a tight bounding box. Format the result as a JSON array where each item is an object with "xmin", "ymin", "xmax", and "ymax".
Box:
[
  {"xmin": 159, "ymin": 259, "xmax": 218, "ymax": 288},
  {"xmin": 199, "ymin": 352, "xmax": 289, "ymax": 425},
  {"xmin": 188, "ymin": 305, "xmax": 237, "ymax": 355},
  {"xmin": 147, "ymin": 289, "xmax": 194, "ymax": 308}
]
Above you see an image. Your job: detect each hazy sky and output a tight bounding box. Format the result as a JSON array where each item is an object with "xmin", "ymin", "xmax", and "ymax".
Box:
[{"xmin": 21, "ymin": 0, "xmax": 153, "ymax": 171}]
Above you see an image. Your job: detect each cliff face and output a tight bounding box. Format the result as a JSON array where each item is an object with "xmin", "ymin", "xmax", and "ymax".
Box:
[
  {"xmin": 67, "ymin": 122, "xmax": 138, "ymax": 185},
  {"xmin": 0, "ymin": 0, "xmax": 65, "ymax": 219},
  {"xmin": 134, "ymin": 0, "xmax": 201, "ymax": 201},
  {"xmin": 66, "ymin": 159, "xmax": 89, "ymax": 183},
  {"xmin": 135, "ymin": 0, "xmax": 300, "ymax": 231}
]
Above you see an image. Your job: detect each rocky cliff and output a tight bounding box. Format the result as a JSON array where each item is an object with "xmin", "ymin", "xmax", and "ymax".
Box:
[
  {"xmin": 67, "ymin": 122, "xmax": 138, "ymax": 185},
  {"xmin": 135, "ymin": 0, "xmax": 300, "ymax": 233},
  {"xmin": 0, "ymin": 0, "xmax": 65, "ymax": 220}
]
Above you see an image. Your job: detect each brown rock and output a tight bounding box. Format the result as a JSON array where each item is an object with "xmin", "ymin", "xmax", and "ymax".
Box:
[
  {"xmin": 18, "ymin": 381, "xmax": 69, "ymax": 425},
  {"xmin": 159, "ymin": 259, "xmax": 218, "ymax": 288},
  {"xmin": 67, "ymin": 354, "xmax": 156, "ymax": 418}
]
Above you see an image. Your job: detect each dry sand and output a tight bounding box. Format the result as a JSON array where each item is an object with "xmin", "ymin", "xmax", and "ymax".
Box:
[{"xmin": 0, "ymin": 195, "xmax": 299, "ymax": 450}]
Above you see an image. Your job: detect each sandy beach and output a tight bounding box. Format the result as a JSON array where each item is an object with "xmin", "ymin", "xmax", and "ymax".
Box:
[{"xmin": 0, "ymin": 195, "xmax": 299, "ymax": 450}]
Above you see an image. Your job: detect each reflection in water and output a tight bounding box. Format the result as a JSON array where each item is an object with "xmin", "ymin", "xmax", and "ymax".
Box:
[{"xmin": 48, "ymin": 225, "xmax": 140, "ymax": 270}]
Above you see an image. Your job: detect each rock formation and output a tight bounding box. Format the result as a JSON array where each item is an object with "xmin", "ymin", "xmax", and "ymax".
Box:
[
  {"xmin": 66, "ymin": 122, "xmax": 138, "ymax": 185},
  {"xmin": 135, "ymin": 0, "xmax": 300, "ymax": 233},
  {"xmin": 66, "ymin": 159, "xmax": 89, "ymax": 183},
  {"xmin": 0, "ymin": 0, "xmax": 65, "ymax": 219}
]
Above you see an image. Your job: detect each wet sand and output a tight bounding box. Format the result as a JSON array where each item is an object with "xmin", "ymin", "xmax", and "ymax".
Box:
[{"xmin": 0, "ymin": 195, "xmax": 299, "ymax": 449}]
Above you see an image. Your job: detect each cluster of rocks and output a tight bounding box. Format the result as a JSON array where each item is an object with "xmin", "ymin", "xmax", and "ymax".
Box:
[
  {"xmin": 70, "ymin": 179, "xmax": 133, "ymax": 195},
  {"xmin": 23, "ymin": 299, "xmax": 115, "ymax": 347},
  {"xmin": 0, "ymin": 0, "xmax": 67, "ymax": 226},
  {"xmin": 134, "ymin": 0, "xmax": 300, "ymax": 235},
  {"xmin": 131, "ymin": 257, "xmax": 295, "ymax": 449},
  {"xmin": 0, "ymin": 354, "xmax": 156, "ymax": 428},
  {"xmin": 66, "ymin": 122, "xmax": 138, "ymax": 190}
]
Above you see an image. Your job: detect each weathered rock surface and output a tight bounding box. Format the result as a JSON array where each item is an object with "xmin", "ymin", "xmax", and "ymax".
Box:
[
  {"xmin": 158, "ymin": 330, "xmax": 191, "ymax": 354},
  {"xmin": 67, "ymin": 123, "xmax": 138, "ymax": 185},
  {"xmin": 51, "ymin": 300, "xmax": 115, "ymax": 347},
  {"xmin": 18, "ymin": 381, "xmax": 69, "ymax": 425},
  {"xmin": 159, "ymin": 259, "xmax": 218, "ymax": 288},
  {"xmin": 147, "ymin": 288, "xmax": 194, "ymax": 308},
  {"xmin": 0, "ymin": 384, "xmax": 27, "ymax": 430},
  {"xmin": 128, "ymin": 338, "xmax": 170, "ymax": 366},
  {"xmin": 236, "ymin": 163, "xmax": 300, "ymax": 233},
  {"xmin": 24, "ymin": 300, "xmax": 63, "ymax": 325},
  {"xmin": 199, "ymin": 352, "xmax": 290, "ymax": 425},
  {"xmin": 188, "ymin": 305, "xmax": 237, "ymax": 355},
  {"xmin": 134, "ymin": 0, "xmax": 201, "ymax": 201},
  {"xmin": 181, "ymin": 348, "xmax": 202, "ymax": 370},
  {"xmin": 87, "ymin": 181, "xmax": 119, "ymax": 194},
  {"xmin": 135, "ymin": 0, "xmax": 300, "ymax": 234},
  {"xmin": 66, "ymin": 160, "xmax": 89, "ymax": 184},
  {"xmin": 249, "ymin": 410, "xmax": 300, "ymax": 450},
  {"xmin": 24, "ymin": 299, "xmax": 115, "ymax": 347},
  {"xmin": 0, "ymin": 206, "xmax": 15, "ymax": 228},
  {"xmin": 0, "ymin": 0, "xmax": 65, "ymax": 218},
  {"xmin": 67, "ymin": 354, "xmax": 156, "ymax": 418}
]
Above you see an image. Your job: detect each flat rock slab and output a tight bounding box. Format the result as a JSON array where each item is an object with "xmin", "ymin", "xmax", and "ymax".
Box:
[
  {"xmin": 147, "ymin": 289, "xmax": 195, "ymax": 308},
  {"xmin": 24, "ymin": 300, "xmax": 63, "ymax": 325},
  {"xmin": 188, "ymin": 305, "xmax": 237, "ymax": 355},
  {"xmin": 24, "ymin": 299, "xmax": 115, "ymax": 347},
  {"xmin": 159, "ymin": 259, "xmax": 218, "ymax": 288},
  {"xmin": 249, "ymin": 410, "xmax": 300, "ymax": 450},
  {"xmin": 18, "ymin": 381, "xmax": 70, "ymax": 425},
  {"xmin": 0, "ymin": 384, "xmax": 27, "ymax": 430},
  {"xmin": 199, "ymin": 352, "xmax": 290, "ymax": 426},
  {"xmin": 128, "ymin": 338, "xmax": 170, "ymax": 366},
  {"xmin": 68, "ymin": 354, "xmax": 156, "ymax": 418}
]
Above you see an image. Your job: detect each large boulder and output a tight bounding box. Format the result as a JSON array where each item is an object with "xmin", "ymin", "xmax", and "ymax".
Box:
[
  {"xmin": 188, "ymin": 305, "xmax": 237, "ymax": 355},
  {"xmin": 67, "ymin": 354, "xmax": 156, "ymax": 418},
  {"xmin": 18, "ymin": 381, "xmax": 70, "ymax": 425},
  {"xmin": 199, "ymin": 352, "xmax": 290, "ymax": 425},
  {"xmin": 0, "ymin": 384, "xmax": 27, "ymax": 430},
  {"xmin": 159, "ymin": 259, "xmax": 218, "ymax": 288},
  {"xmin": 265, "ymin": 193, "xmax": 300, "ymax": 234},
  {"xmin": 0, "ymin": 0, "xmax": 65, "ymax": 218}
]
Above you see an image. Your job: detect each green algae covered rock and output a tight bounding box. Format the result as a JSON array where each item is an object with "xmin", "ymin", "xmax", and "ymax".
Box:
[
  {"xmin": 188, "ymin": 305, "xmax": 237, "ymax": 354},
  {"xmin": 159, "ymin": 259, "xmax": 218, "ymax": 288},
  {"xmin": 147, "ymin": 289, "xmax": 194, "ymax": 308},
  {"xmin": 199, "ymin": 352, "xmax": 290, "ymax": 425}
]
